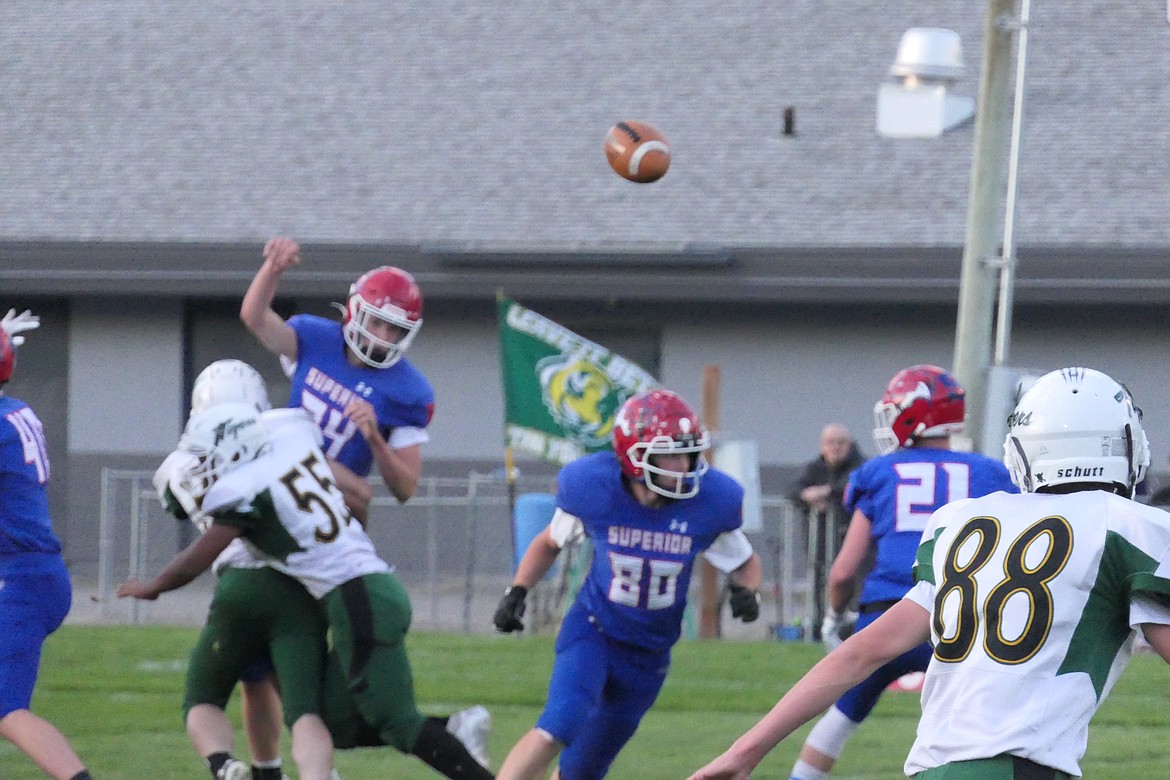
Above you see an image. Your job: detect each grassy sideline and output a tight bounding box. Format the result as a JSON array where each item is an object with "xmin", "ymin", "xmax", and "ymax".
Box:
[{"xmin": 3, "ymin": 626, "xmax": 1168, "ymax": 779}]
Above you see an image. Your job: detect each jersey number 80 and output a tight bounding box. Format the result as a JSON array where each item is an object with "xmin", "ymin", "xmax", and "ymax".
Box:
[{"xmin": 607, "ymin": 553, "xmax": 684, "ymax": 610}]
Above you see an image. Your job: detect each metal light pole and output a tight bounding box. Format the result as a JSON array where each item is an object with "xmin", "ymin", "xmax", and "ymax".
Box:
[
  {"xmin": 994, "ymin": 0, "xmax": 1032, "ymax": 366},
  {"xmin": 951, "ymin": 0, "xmax": 1021, "ymax": 451}
]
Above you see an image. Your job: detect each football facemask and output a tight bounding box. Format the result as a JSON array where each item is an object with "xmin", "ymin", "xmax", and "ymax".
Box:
[
  {"xmin": 178, "ymin": 402, "xmax": 270, "ymax": 493},
  {"xmin": 342, "ymin": 266, "xmax": 423, "ymax": 369},
  {"xmin": 613, "ymin": 389, "xmax": 710, "ymax": 499}
]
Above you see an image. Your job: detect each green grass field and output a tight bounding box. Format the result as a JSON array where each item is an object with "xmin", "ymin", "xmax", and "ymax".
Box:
[{"xmin": 4, "ymin": 626, "xmax": 1169, "ymax": 779}]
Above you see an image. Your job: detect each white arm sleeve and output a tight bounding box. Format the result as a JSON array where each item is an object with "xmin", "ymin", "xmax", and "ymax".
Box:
[
  {"xmin": 388, "ymin": 425, "xmax": 429, "ymax": 449},
  {"xmin": 702, "ymin": 529, "xmax": 754, "ymax": 573},
  {"xmin": 903, "ymin": 580, "xmax": 936, "ymax": 612},
  {"xmin": 547, "ymin": 508, "xmax": 585, "ymax": 549},
  {"xmin": 1131, "ymin": 594, "xmax": 1170, "ymax": 628}
]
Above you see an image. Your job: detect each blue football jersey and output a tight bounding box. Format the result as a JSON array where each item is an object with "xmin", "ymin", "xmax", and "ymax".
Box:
[
  {"xmin": 0, "ymin": 397, "xmax": 61, "ymax": 558},
  {"xmin": 559, "ymin": 452, "xmax": 744, "ymax": 652},
  {"xmin": 287, "ymin": 314, "xmax": 434, "ymax": 476},
  {"xmin": 845, "ymin": 447, "xmax": 1017, "ymax": 605}
]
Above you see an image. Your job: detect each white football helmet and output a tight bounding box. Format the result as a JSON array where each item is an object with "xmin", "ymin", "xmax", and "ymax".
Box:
[
  {"xmin": 178, "ymin": 401, "xmax": 270, "ymax": 493},
  {"xmin": 191, "ymin": 359, "xmax": 271, "ymax": 415},
  {"xmin": 1003, "ymin": 367, "xmax": 1149, "ymax": 497}
]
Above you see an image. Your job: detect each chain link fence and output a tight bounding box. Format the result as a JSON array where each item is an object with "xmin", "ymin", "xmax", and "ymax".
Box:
[{"xmin": 91, "ymin": 468, "xmax": 843, "ymax": 641}]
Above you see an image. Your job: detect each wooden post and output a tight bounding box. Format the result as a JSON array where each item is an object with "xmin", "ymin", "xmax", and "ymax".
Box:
[{"xmin": 699, "ymin": 365, "xmax": 722, "ymax": 639}]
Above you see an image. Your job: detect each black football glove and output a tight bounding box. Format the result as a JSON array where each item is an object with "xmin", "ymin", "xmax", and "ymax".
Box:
[
  {"xmin": 493, "ymin": 585, "xmax": 528, "ymax": 633},
  {"xmin": 728, "ymin": 583, "xmax": 761, "ymax": 623}
]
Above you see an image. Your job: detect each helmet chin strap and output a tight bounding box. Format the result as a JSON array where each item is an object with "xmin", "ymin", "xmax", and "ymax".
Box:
[
  {"xmin": 1124, "ymin": 423, "xmax": 1136, "ymax": 497},
  {"xmin": 1009, "ymin": 436, "xmax": 1034, "ymax": 493}
]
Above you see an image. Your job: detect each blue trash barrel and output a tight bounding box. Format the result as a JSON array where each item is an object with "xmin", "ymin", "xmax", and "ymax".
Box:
[{"xmin": 513, "ymin": 493, "xmax": 559, "ymax": 577}]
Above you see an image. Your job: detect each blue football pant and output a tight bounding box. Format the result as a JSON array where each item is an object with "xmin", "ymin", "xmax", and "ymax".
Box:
[
  {"xmin": 537, "ymin": 606, "xmax": 669, "ymax": 780},
  {"xmin": 0, "ymin": 554, "xmax": 71, "ymax": 718},
  {"xmin": 835, "ymin": 607, "xmax": 932, "ymax": 722}
]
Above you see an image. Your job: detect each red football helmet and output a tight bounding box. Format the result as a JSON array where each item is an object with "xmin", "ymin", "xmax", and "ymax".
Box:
[
  {"xmin": 613, "ymin": 389, "xmax": 710, "ymax": 499},
  {"xmin": 0, "ymin": 328, "xmax": 14, "ymax": 385},
  {"xmin": 342, "ymin": 266, "xmax": 423, "ymax": 368},
  {"xmin": 873, "ymin": 364, "xmax": 965, "ymax": 454}
]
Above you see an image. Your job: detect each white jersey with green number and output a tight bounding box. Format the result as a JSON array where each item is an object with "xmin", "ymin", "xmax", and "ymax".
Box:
[
  {"xmin": 904, "ymin": 490, "xmax": 1170, "ymax": 777},
  {"xmin": 200, "ymin": 409, "xmax": 389, "ymax": 599}
]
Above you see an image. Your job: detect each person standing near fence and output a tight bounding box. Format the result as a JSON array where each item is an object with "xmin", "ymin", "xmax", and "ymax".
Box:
[
  {"xmin": 240, "ymin": 236, "xmax": 434, "ymax": 519},
  {"xmin": 492, "ymin": 389, "xmax": 763, "ymax": 780},
  {"xmin": 0, "ymin": 314, "xmax": 94, "ymax": 780},
  {"xmin": 690, "ymin": 366, "xmax": 1170, "ymax": 780},
  {"xmin": 790, "ymin": 365, "xmax": 1017, "ymax": 780},
  {"xmin": 789, "ymin": 423, "xmax": 865, "ymax": 640}
]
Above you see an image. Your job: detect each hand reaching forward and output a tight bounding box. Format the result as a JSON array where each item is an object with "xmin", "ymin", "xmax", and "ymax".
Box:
[
  {"xmin": 116, "ymin": 578, "xmax": 160, "ymax": 601},
  {"xmin": 687, "ymin": 753, "xmax": 753, "ymax": 780}
]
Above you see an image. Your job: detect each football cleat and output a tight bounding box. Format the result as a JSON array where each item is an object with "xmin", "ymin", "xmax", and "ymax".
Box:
[
  {"xmin": 215, "ymin": 758, "xmax": 250, "ymax": 780},
  {"xmin": 447, "ymin": 704, "xmax": 492, "ymax": 768}
]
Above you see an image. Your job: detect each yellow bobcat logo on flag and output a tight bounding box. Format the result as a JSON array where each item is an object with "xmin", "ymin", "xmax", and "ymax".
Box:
[{"xmin": 537, "ymin": 356, "xmax": 622, "ymax": 449}]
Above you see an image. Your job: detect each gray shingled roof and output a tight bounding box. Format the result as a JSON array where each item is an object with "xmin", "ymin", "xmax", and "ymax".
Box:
[{"xmin": 4, "ymin": 1, "xmax": 1168, "ymax": 250}]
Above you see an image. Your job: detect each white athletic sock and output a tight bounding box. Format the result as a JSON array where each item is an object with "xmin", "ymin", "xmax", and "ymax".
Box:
[
  {"xmin": 790, "ymin": 759, "xmax": 829, "ymax": 780},
  {"xmin": 804, "ymin": 706, "xmax": 859, "ymax": 759}
]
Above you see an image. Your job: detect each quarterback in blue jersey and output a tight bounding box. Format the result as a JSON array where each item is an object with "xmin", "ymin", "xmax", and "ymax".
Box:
[
  {"xmin": 494, "ymin": 389, "xmax": 763, "ymax": 780},
  {"xmin": 789, "ymin": 365, "xmax": 1018, "ymax": 780},
  {"xmin": 241, "ymin": 236, "xmax": 435, "ymax": 515},
  {"xmin": 0, "ymin": 321, "xmax": 93, "ymax": 780}
]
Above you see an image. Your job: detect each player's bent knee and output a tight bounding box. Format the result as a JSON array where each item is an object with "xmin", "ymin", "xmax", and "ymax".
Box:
[{"xmin": 378, "ymin": 711, "xmax": 427, "ymax": 753}]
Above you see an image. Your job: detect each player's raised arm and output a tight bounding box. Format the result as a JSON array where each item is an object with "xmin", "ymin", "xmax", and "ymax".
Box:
[{"xmin": 240, "ymin": 236, "xmax": 300, "ymax": 358}]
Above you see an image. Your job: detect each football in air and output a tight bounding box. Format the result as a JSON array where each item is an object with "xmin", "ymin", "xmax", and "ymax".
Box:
[{"xmin": 604, "ymin": 120, "xmax": 670, "ymax": 183}]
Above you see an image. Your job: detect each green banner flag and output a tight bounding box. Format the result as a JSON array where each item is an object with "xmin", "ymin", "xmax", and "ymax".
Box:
[{"xmin": 498, "ymin": 298, "xmax": 659, "ymax": 465}]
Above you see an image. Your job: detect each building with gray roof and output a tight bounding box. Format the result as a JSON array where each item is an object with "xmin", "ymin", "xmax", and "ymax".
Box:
[{"xmin": 2, "ymin": 2, "xmax": 1168, "ymax": 571}]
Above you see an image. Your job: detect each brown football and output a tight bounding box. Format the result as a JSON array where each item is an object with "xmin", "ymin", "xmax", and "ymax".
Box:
[{"xmin": 604, "ymin": 120, "xmax": 670, "ymax": 183}]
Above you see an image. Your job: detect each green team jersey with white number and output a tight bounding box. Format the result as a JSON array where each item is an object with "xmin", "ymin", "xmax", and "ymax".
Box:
[
  {"xmin": 201, "ymin": 410, "xmax": 389, "ymax": 599},
  {"xmin": 904, "ymin": 489, "xmax": 1170, "ymax": 778}
]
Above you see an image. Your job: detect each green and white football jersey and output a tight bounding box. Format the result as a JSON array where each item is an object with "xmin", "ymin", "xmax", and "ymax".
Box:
[
  {"xmin": 904, "ymin": 490, "xmax": 1170, "ymax": 777},
  {"xmin": 201, "ymin": 409, "xmax": 389, "ymax": 599},
  {"xmin": 154, "ymin": 448, "xmax": 265, "ymax": 574}
]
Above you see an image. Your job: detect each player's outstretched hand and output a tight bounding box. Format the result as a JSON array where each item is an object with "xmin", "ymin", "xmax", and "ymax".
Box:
[
  {"xmin": 728, "ymin": 583, "xmax": 761, "ymax": 623},
  {"xmin": 687, "ymin": 752, "xmax": 753, "ymax": 780},
  {"xmin": 116, "ymin": 578, "xmax": 160, "ymax": 601},
  {"xmin": 493, "ymin": 585, "xmax": 528, "ymax": 632},
  {"xmin": 1, "ymin": 308, "xmax": 40, "ymax": 346}
]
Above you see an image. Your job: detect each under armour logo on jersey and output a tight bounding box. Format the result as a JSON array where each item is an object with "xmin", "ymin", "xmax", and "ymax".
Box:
[
  {"xmin": 354, "ymin": 382, "xmax": 374, "ymax": 397},
  {"xmin": 669, "ymin": 519, "xmax": 688, "ymax": 533}
]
